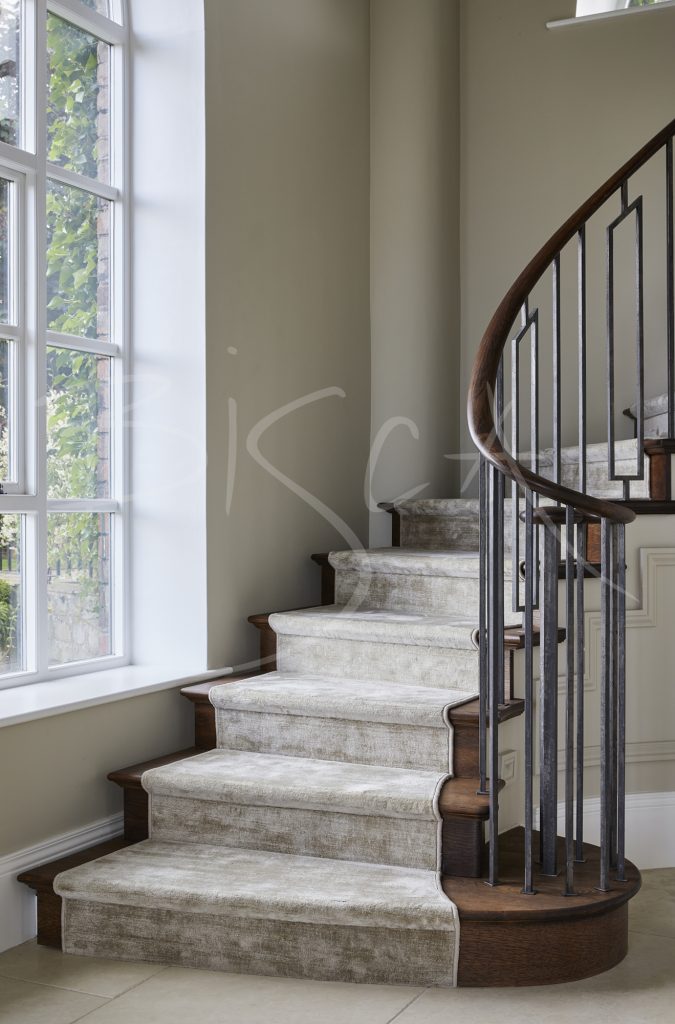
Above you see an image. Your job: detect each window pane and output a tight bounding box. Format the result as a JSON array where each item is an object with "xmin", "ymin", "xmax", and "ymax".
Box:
[
  {"xmin": 80, "ymin": 1, "xmax": 111, "ymax": 15},
  {"xmin": 48, "ymin": 512, "xmax": 112, "ymax": 665},
  {"xmin": 46, "ymin": 180, "xmax": 110, "ymax": 342},
  {"xmin": 0, "ymin": 514, "xmax": 23, "ymax": 675},
  {"xmin": 0, "ymin": 177, "xmax": 13, "ymax": 325},
  {"xmin": 0, "ymin": 1, "xmax": 20, "ymax": 147},
  {"xmin": 0, "ymin": 339, "xmax": 16, "ymax": 482},
  {"xmin": 47, "ymin": 347, "xmax": 111, "ymax": 499},
  {"xmin": 47, "ymin": 15, "xmax": 110, "ymax": 182}
]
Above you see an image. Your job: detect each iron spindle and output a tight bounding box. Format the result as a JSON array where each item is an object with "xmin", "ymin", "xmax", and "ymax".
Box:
[
  {"xmin": 616, "ymin": 524, "xmax": 627, "ymax": 882},
  {"xmin": 598, "ymin": 518, "xmax": 612, "ymax": 892},
  {"xmin": 575, "ymin": 522, "xmax": 586, "ymax": 862},
  {"xmin": 607, "ymin": 214, "xmax": 616, "ymax": 480},
  {"xmin": 553, "ymin": 255, "xmax": 562, "ymax": 488},
  {"xmin": 539, "ymin": 512, "xmax": 560, "ymax": 876},
  {"xmin": 478, "ymin": 455, "xmax": 488, "ymax": 796},
  {"xmin": 609, "ymin": 524, "xmax": 619, "ymax": 872},
  {"xmin": 635, "ymin": 198, "xmax": 645, "ymax": 482},
  {"xmin": 564, "ymin": 505, "xmax": 576, "ymax": 895},
  {"xmin": 511, "ymin": 336, "xmax": 520, "ymax": 613},
  {"xmin": 522, "ymin": 491, "xmax": 536, "ymax": 895},
  {"xmin": 487, "ymin": 462, "xmax": 504, "ymax": 886},
  {"xmin": 578, "ymin": 227, "xmax": 587, "ymax": 494}
]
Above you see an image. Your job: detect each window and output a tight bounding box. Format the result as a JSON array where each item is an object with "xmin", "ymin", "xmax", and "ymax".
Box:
[{"xmin": 0, "ymin": 0, "xmax": 127, "ymax": 687}]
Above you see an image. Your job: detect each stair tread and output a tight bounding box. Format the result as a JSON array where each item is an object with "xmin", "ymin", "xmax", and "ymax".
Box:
[
  {"xmin": 328, "ymin": 547, "xmax": 505, "ymax": 579},
  {"xmin": 53, "ymin": 839, "xmax": 457, "ymax": 931},
  {"xmin": 18, "ymin": 839, "xmax": 132, "ymax": 889},
  {"xmin": 269, "ymin": 604, "xmax": 485, "ymax": 650},
  {"xmin": 209, "ymin": 671, "xmax": 475, "ymax": 726},
  {"xmin": 108, "ymin": 748, "xmax": 202, "ymax": 788},
  {"xmin": 142, "ymin": 748, "xmax": 448, "ymax": 820}
]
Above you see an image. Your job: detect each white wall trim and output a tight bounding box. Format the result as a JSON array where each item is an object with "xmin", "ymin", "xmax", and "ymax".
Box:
[
  {"xmin": 0, "ymin": 813, "xmax": 123, "ymax": 953},
  {"xmin": 534, "ymin": 792, "xmax": 675, "ymax": 870}
]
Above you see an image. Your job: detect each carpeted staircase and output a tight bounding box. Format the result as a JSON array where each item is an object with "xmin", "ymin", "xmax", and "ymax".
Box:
[
  {"xmin": 52, "ymin": 499, "xmax": 496, "ymax": 987},
  {"xmin": 49, "ymin": 460, "xmax": 643, "ymax": 984}
]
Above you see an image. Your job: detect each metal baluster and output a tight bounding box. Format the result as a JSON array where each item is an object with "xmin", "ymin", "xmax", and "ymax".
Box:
[
  {"xmin": 607, "ymin": 212, "xmax": 616, "ymax": 481},
  {"xmin": 616, "ymin": 523, "xmax": 627, "ymax": 882},
  {"xmin": 522, "ymin": 489, "xmax": 536, "ymax": 895},
  {"xmin": 598, "ymin": 517, "xmax": 612, "ymax": 892},
  {"xmin": 635, "ymin": 197, "xmax": 645, "ymax": 483},
  {"xmin": 578, "ymin": 227, "xmax": 587, "ymax": 494},
  {"xmin": 539, "ymin": 511, "xmax": 560, "ymax": 876},
  {"xmin": 609, "ymin": 524, "xmax": 618, "ymax": 871},
  {"xmin": 564, "ymin": 505, "xmax": 576, "ymax": 895},
  {"xmin": 553, "ymin": 255, "xmax": 562, "ymax": 488},
  {"xmin": 531, "ymin": 308, "xmax": 540, "ymax": 479},
  {"xmin": 668, "ymin": 139, "xmax": 674, "ymax": 438},
  {"xmin": 512, "ymin": 335, "xmax": 520, "ymax": 613},
  {"xmin": 575, "ymin": 521, "xmax": 586, "ymax": 862},
  {"xmin": 478, "ymin": 455, "xmax": 488, "ymax": 796},
  {"xmin": 487, "ymin": 462, "xmax": 504, "ymax": 886}
]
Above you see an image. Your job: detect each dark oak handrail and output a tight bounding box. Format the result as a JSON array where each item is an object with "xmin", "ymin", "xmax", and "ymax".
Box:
[{"xmin": 468, "ymin": 118, "xmax": 675, "ymax": 524}]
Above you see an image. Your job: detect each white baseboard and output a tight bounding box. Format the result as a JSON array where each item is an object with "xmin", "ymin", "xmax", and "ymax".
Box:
[
  {"xmin": 535, "ymin": 791, "xmax": 675, "ymax": 870},
  {"xmin": 0, "ymin": 813, "xmax": 123, "ymax": 953}
]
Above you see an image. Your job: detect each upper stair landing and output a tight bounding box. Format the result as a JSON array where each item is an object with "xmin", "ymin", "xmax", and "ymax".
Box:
[{"xmin": 626, "ymin": 389, "xmax": 675, "ymax": 439}]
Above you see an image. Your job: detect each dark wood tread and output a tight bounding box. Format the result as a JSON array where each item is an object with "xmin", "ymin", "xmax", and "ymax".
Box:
[
  {"xmin": 108, "ymin": 748, "xmax": 202, "ymax": 789},
  {"xmin": 443, "ymin": 827, "xmax": 640, "ymax": 921},
  {"xmin": 438, "ymin": 777, "xmax": 502, "ymax": 820},
  {"xmin": 448, "ymin": 697, "xmax": 523, "ymax": 726},
  {"xmin": 180, "ymin": 672, "xmax": 260, "ymax": 704},
  {"xmin": 18, "ymin": 838, "xmax": 131, "ymax": 894},
  {"xmin": 445, "ymin": 826, "xmax": 641, "ymax": 986}
]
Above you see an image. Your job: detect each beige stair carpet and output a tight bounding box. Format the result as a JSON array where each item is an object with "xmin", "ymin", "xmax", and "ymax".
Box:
[{"xmin": 54, "ymin": 534, "xmax": 481, "ymax": 986}]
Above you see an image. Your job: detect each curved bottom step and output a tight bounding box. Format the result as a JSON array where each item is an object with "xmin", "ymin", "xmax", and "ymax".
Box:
[{"xmin": 444, "ymin": 827, "xmax": 641, "ymax": 987}]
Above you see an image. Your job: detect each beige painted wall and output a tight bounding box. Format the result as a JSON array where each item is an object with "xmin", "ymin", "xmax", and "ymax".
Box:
[
  {"xmin": 0, "ymin": 690, "xmax": 193, "ymax": 859},
  {"xmin": 369, "ymin": 0, "xmax": 460, "ymax": 546},
  {"xmin": 204, "ymin": 0, "xmax": 371, "ymax": 668},
  {"xmin": 459, "ymin": 0, "xmax": 675, "ymax": 491}
]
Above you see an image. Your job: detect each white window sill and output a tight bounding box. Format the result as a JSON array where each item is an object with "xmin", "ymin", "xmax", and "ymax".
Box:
[
  {"xmin": 0, "ymin": 664, "xmax": 234, "ymax": 728},
  {"xmin": 548, "ymin": 1, "xmax": 675, "ymax": 29}
]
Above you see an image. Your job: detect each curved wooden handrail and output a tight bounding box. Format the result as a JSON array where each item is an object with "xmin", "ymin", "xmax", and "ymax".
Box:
[{"xmin": 468, "ymin": 118, "xmax": 675, "ymax": 525}]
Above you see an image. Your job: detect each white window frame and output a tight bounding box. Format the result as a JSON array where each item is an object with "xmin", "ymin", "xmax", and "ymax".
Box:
[{"xmin": 0, "ymin": 0, "xmax": 129, "ymax": 690}]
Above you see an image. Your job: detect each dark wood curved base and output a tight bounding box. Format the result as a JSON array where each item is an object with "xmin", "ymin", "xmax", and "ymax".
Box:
[{"xmin": 443, "ymin": 827, "xmax": 641, "ymax": 987}]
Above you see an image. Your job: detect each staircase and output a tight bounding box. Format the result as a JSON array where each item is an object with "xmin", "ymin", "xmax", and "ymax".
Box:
[{"xmin": 19, "ymin": 119, "xmax": 675, "ymax": 987}]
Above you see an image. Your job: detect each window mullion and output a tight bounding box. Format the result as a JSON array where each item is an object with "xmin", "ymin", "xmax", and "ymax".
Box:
[{"xmin": 34, "ymin": 0, "xmax": 49, "ymax": 676}]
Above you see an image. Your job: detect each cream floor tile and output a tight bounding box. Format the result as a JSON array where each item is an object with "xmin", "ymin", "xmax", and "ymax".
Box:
[
  {"xmin": 629, "ymin": 882, "xmax": 675, "ymax": 938},
  {"xmin": 0, "ymin": 941, "xmax": 166, "ymax": 999},
  {"xmin": 0, "ymin": 974, "xmax": 106, "ymax": 1024},
  {"xmin": 639, "ymin": 867, "xmax": 675, "ymax": 895},
  {"xmin": 68, "ymin": 967, "xmax": 425, "ymax": 1024},
  {"xmin": 391, "ymin": 931, "xmax": 675, "ymax": 1024}
]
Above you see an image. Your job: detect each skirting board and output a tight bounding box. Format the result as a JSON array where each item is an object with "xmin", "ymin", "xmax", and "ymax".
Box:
[
  {"xmin": 0, "ymin": 813, "xmax": 123, "ymax": 953},
  {"xmin": 535, "ymin": 792, "xmax": 675, "ymax": 870}
]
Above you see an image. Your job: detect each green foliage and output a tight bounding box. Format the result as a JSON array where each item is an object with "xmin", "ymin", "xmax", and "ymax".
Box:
[
  {"xmin": 0, "ymin": 576, "xmax": 17, "ymax": 662},
  {"xmin": 44, "ymin": 14, "xmax": 109, "ymax": 607}
]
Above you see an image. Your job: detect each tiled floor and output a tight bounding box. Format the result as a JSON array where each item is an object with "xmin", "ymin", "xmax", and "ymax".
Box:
[{"xmin": 0, "ymin": 869, "xmax": 673, "ymax": 1024}]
